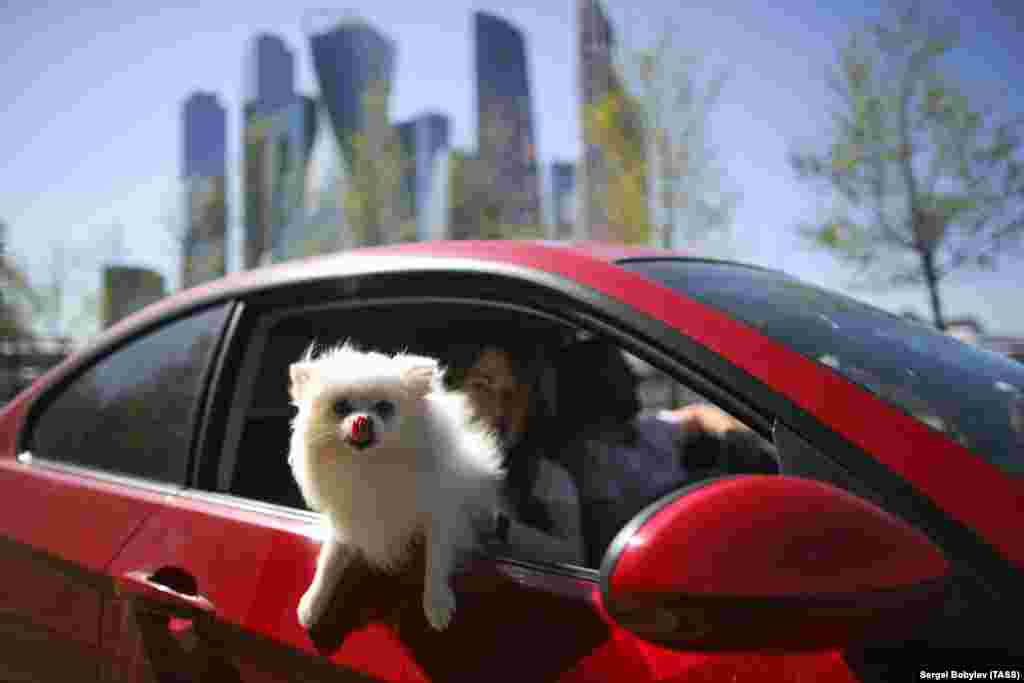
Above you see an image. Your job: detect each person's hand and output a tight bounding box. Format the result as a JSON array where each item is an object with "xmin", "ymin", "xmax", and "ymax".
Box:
[
  {"xmin": 659, "ymin": 403, "xmax": 777, "ymax": 474},
  {"xmin": 658, "ymin": 403, "xmax": 752, "ymax": 439}
]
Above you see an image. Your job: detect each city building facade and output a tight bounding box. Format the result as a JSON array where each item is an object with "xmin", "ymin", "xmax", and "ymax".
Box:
[
  {"xmin": 181, "ymin": 92, "xmax": 227, "ymax": 287},
  {"xmin": 396, "ymin": 112, "xmax": 452, "ymax": 242},
  {"xmin": 474, "ymin": 12, "xmax": 542, "ymax": 231}
]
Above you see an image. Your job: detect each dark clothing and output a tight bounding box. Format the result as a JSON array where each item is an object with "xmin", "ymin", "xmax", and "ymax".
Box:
[{"xmin": 562, "ymin": 416, "xmax": 693, "ymax": 568}]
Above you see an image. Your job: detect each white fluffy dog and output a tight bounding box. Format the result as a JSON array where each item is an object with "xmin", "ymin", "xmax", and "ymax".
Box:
[{"xmin": 287, "ymin": 342, "xmax": 504, "ymax": 631}]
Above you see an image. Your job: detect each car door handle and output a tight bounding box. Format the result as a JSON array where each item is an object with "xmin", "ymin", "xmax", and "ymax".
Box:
[{"xmin": 115, "ymin": 566, "xmax": 216, "ymax": 619}]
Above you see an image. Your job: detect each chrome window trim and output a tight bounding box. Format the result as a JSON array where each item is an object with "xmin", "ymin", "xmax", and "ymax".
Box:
[{"xmin": 15, "ymin": 451, "xmax": 184, "ymax": 499}]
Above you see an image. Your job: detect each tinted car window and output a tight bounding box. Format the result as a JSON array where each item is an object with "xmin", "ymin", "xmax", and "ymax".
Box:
[
  {"xmin": 29, "ymin": 304, "xmax": 229, "ymax": 484},
  {"xmin": 621, "ymin": 259, "xmax": 1024, "ymax": 476}
]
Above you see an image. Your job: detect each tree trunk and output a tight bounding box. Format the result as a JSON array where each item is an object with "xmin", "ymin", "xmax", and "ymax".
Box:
[{"xmin": 920, "ymin": 247, "xmax": 946, "ymax": 330}]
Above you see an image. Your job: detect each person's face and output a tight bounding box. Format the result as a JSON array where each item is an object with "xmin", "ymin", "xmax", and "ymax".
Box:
[{"xmin": 462, "ymin": 347, "xmax": 532, "ymax": 451}]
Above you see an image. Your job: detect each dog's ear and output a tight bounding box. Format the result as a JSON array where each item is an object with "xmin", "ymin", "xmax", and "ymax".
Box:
[
  {"xmin": 401, "ymin": 357, "xmax": 440, "ymax": 398},
  {"xmin": 289, "ymin": 362, "xmax": 316, "ymax": 403}
]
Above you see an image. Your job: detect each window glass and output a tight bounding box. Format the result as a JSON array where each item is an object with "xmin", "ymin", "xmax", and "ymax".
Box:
[
  {"xmin": 622, "ymin": 350, "xmax": 710, "ymax": 417},
  {"xmin": 622, "ymin": 259, "xmax": 1024, "ymax": 476},
  {"xmin": 30, "ymin": 304, "xmax": 230, "ymax": 484}
]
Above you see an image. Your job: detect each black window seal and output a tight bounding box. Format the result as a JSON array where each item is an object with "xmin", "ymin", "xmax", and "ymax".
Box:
[{"xmin": 189, "ymin": 300, "xmax": 245, "ymax": 488}]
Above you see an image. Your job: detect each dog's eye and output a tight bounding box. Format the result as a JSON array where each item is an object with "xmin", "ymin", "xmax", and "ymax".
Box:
[
  {"xmin": 373, "ymin": 400, "xmax": 395, "ymax": 420},
  {"xmin": 333, "ymin": 399, "xmax": 353, "ymax": 417}
]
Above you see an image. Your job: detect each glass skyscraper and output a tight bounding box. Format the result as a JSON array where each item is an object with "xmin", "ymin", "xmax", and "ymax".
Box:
[
  {"xmin": 308, "ymin": 17, "xmax": 399, "ymax": 247},
  {"xmin": 183, "ymin": 92, "xmax": 226, "ymax": 179},
  {"xmin": 181, "ymin": 92, "xmax": 227, "ymax": 288},
  {"xmin": 474, "ymin": 12, "xmax": 541, "ymax": 229},
  {"xmin": 287, "ymin": 100, "xmax": 353, "ymax": 258},
  {"xmin": 242, "ymin": 32, "xmax": 327, "ymax": 267},
  {"xmin": 309, "ymin": 18, "xmax": 396, "ymax": 169},
  {"xmin": 550, "ymin": 161, "xmax": 577, "ymax": 240},
  {"xmin": 266, "ymin": 96, "xmax": 319, "ymax": 262},
  {"xmin": 246, "ymin": 34, "xmax": 296, "ymax": 118},
  {"xmin": 395, "ymin": 113, "xmax": 452, "ymax": 241}
]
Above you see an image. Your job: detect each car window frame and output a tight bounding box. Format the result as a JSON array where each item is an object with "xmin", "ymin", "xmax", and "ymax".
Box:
[
  {"xmin": 18, "ymin": 301, "xmax": 235, "ymax": 490},
  {"xmin": 189, "ymin": 272, "xmax": 785, "ymax": 581},
  {"xmin": 198, "ymin": 293, "xmax": 600, "ymax": 577}
]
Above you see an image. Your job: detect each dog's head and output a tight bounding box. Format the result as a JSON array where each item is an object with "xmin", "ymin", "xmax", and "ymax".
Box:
[{"xmin": 289, "ymin": 342, "xmax": 440, "ymax": 459}]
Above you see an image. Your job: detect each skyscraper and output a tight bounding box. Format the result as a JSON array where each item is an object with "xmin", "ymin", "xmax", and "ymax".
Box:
[
  {"xmin": 578, "ymin": 0, "xmax": 649, "ymax": 244},
  {"xmin": 246, "ymin": 34, "xmax": 296, "ymax": 118},
  {"xmin": 242, "ymin": 96, "xmax": 320, "ymax": 267},
  {"xmin": 309, "ymin": 17, "xmax": 399, "ymax": 246},
  {"xmin": 395, "ymin": 112, "xmax": 451, "ymax": 241},
  {"xmin": 474, "ymin": 12, "xmax": 542, "ymax": 230},
  {"xmin": 181, "ymin": 92, "xmax": 227, "ymax": 288},
  {"xmin": 242, "ymin": 107, "xmax": 274, "ymax": 268},
  {"xmin": 578, "ymin": 0, "xmax": 613, "ymax": 239},
  {"xmin": 550, "ymin": 161, "xmax": 576, "ymax": 240},
  {"xmin": 309, "ymin": 17, "xmax": 396, "ymax": 168},
  {"xmin": 266, "ymin": 96, "xmax": 320, "ymax": 261},
  {"xmin": 289, "ymin": 99, "xmax": 353, "ymax": 258},
  {"xmin": 183, "ymin": 92, "xmax": 226, "ymax": 179},
  {"xmin": 242, "ymin": 33, "xmax": 327, "ymax": 267}
]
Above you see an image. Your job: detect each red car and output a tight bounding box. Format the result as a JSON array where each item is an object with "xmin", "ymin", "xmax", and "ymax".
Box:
[{"xmin": 1, "ymin": 240, "xmax": 1021, "ymax": 682}]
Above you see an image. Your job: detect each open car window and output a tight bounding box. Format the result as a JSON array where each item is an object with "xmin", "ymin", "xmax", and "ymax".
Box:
[{"xmin": 210, "ymin": 299, "xmax": 771, "ymax": 570}]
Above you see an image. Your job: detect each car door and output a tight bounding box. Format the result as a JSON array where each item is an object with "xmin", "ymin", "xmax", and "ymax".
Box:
[
  {"xmin": 0, "ymin": 302, "xmax": 232, "ymax": 683},
  {"xmin": 102, "ymin": 293, "xmax": 616, "ymax": 682}
]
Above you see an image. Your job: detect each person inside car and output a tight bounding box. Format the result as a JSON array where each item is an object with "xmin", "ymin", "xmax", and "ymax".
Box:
[
  {"xmin": 445, "ymin": 330, "xmax": 779, "ymax": 569},
  {"xmin": 442, "ymin": 333, "xmax": 586, "ymax": 566},
  {"xmin": 553, "ymin": 338, "xmax": 779, "ymax": 567}
]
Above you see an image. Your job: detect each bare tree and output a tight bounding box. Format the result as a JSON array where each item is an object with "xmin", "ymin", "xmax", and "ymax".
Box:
[
  {"xmin": 790, "ymin": 2, "xmax": 1024, "ymax": 329},
  {"xmin": 616, "ymin": 15, "xmax": 740, "ymax": 251}
]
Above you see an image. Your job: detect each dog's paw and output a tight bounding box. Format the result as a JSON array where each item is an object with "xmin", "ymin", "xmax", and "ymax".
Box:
[
  {"xmin": 298, "ymin": 587, "xmax": 329, "ymax": 629},
  {"xmin": 423, "ymin": 585, "xmax": 456, "ymax": 631}
]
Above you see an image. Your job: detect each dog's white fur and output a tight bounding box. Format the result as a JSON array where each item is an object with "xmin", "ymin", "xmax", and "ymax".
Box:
[{"xmin": 287, "ymin": 342, "xmax": 504, "ymax": 631}]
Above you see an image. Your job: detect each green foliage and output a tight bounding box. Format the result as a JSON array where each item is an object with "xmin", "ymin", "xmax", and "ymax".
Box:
[
  {"xmin": 582, "ymin": 90, "xmax": 651, "ymax": 245},
  {"xmin": 339, "ymin": 84, "xmax": 413, "ymax": 246}
]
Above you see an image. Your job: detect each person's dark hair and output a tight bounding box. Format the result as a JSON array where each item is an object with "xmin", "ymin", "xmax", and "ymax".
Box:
[{"xmin": 556, "ymin": 338, "xmax": 641, "ymax": 441}]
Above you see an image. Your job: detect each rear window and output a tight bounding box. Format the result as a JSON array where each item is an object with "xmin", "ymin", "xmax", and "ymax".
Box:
[
  {"xmin": 28, "ymin": 304, "xmax": 230, "ymax": 484},
  {"xmin": 621, "ymin": 259, "xmax": 1024, "ymax": 476}
]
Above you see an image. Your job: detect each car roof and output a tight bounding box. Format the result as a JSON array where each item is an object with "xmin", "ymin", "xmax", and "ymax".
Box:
[{"xmin": 100, "ymin": 240, "xmax": 690, "ymax": 339}]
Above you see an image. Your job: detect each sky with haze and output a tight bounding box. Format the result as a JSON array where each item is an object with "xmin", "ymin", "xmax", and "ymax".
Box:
[{"xmin": 2, "ymin": 0, "xmax": 1022, "ymax": 340}]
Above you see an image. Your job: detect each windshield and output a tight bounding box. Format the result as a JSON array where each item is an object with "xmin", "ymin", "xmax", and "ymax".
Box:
[{"xmin": 621, "ymin": 259, "xmax": 1024, "ymax": 476}]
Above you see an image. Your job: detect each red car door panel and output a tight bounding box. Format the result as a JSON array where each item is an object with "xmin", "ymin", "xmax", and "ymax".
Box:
[
  {"xmin": 0, "ymin": 458, "xmax": 168, "ymax": 682},
  {"xmin": 105, "ymin": 486, "xmax": 863, "ymax": 682},
  {"xmin": 107, "ymin": 492, "xmax": 430, "ymax": 682}
]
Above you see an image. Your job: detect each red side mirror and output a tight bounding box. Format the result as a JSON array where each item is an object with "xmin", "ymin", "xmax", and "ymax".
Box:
[{"xmin": 600, "ymin": 475, "xmax": 950, "ymax": 652}]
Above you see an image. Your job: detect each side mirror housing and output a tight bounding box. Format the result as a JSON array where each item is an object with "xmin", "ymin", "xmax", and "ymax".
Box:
[{"xmin": 600, "ymin": 475, "xmax": 950, "ymax": 652}]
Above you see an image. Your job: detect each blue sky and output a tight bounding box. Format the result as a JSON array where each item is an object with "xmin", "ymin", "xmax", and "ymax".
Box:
[{"xmin": 2, "ymin": 0, "xmax": 1022, "ymax": 340}]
